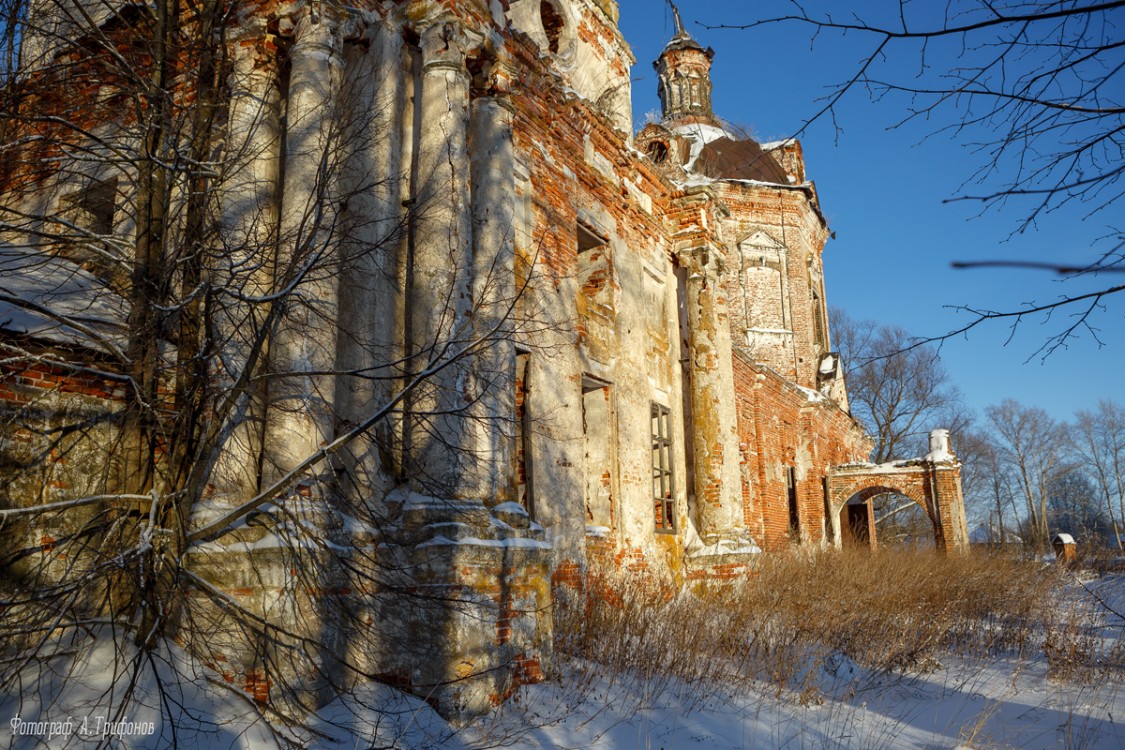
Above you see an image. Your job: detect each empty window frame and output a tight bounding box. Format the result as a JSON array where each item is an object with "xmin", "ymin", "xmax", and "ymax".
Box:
[
  {"xmin": 540, "ymin": 0, "xmax": 564, "ymax": 55},
  {"xmin": 811, "ymin": 286, "xmax": 828, "ymax": 351},
  {"xmin": 516, "ymin": 351, "xmax": 535, "ymax": 518},
  {"xmin": 646, "ymin": 140, "xmax": 669, "ymax": 164},
  {"xmin": 577, "ymin": 222, "xmax": 605, "ymax": 255},
  {"xmin": 62, "ymin": 176, "xmax": 117, "ymax": 236},
  {"xmin": 787, "ymin": 466, "xmax": 800, "ymax": 538},
  {"xmin": 582, "ymin": 378, "xmax": 614, "ymax": 528},
  {"xmin": 652, "ymin": 402, "xmax": 675, "ymax": 532},
  {"xmin": 576, "ymin": 222, "xmax": 615, "ymax": 333}
]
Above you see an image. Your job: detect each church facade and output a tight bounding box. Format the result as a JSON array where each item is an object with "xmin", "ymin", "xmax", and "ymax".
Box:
[{"xmin": 0, "ymin": 0, "xmax": 968, "ymax": 722}]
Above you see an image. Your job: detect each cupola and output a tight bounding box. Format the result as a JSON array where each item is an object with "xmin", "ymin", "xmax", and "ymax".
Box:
[{"xmin": 653, "ymin": 2, "xmax": 717, "ymax": 126}]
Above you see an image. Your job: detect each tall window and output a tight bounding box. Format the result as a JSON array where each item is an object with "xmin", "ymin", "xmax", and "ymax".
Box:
[
  {"xmin": 652, "ymin": 402, "xmax": 675, "ymax": 531},
  {"xmin": 811, "ymin": 286, "xmax": 828, "ymax": 351},
  {"xmin": 582, "ymin": 378, "xmax": 614, "ymax": 528},
  {"xmin": 516, "ymin": 352, "xmax": 534, "ymax": 518},
  {"xmin": 787, "ymin": 467, "xmax": 800, "ymax": 538}
]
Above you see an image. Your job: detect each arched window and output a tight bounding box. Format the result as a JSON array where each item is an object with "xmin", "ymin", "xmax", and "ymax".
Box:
[
  {"xmin": 540, "ymin": 1, "xmax": 564, "ymax": 55},
  {"xmin": 812, "ymin": 286, "xmax": 827, "ymax": 350},
  {"xmin": 647, "ymin": 141, "xmax": 669, "ymax": 164},
  {"xmin": 807, "ymin": 256, "xmax": 828, "ymax": 350}
]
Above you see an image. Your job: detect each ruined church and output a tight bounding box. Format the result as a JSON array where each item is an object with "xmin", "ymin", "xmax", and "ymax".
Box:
[{"xmin": 0, "ymin": 0, "xmax": 968, "ymax": 722}]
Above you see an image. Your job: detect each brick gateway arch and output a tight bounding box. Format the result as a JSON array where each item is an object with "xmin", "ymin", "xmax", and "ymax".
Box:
[{"xmin": 825, "ymin": 430, "xmax": 970, "ymax": 553}]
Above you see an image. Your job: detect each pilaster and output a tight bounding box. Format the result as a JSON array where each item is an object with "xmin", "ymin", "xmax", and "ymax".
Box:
[
  {"xmin": 468, "ymin": 78, "xmax": 518, "ymax": 502},
  {"xmin": 404, "ymin": 17, "xmax": 475, "ymax": 498},
  {"xmin": 208, "ymin": 21, "xmax": 282, "ymax": 504},
  {"xmin": 677, "ymin": 243, "xmax": 752, "ymax": 547},
  {"xmin": 263, "ymin": 10, "xmax": 345, "ymax": 479}
]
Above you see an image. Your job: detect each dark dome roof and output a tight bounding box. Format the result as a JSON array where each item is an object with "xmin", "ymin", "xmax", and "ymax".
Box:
[{"xmin": 694, "ymin": 137, "xmax": 789, "ymax": 184}]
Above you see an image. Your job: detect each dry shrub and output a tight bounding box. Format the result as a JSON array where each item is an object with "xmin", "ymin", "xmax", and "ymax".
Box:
[{"xmin": 557, "ymin": 547, "xmax": 1114, "ymax": 701}]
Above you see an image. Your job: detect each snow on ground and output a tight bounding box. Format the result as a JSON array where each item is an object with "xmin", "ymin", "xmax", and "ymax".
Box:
[
  {"xmin": 4, "ymin": 577, "xmax": 1125, "ymax": 749},
  {"xmin": 461, "ymin": 654, "xmax": 1124, "ymax": 750},
  {"xmin": 1, "ymin": 628, "xmax": 275, "ymax": 750}
]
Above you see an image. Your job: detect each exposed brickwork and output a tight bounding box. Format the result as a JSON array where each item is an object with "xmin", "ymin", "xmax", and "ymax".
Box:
[
  {"xmin": 732, "ymin": 351, "xmax": 872, "ymax": 552},
  {"xmin": 0, "ymin": 356, "xmax": 127, "ymax": 404},
  {"xmin": 826, "ymin": 463, "xmax": 969, "ymax": 553}
]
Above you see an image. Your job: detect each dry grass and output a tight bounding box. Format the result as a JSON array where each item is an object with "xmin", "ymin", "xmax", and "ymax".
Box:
[{"xmin": 556, "ymin": 547, "xmax": 1120, "ymax": 702}]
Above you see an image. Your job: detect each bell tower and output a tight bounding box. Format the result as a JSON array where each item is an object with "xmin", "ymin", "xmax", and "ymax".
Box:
[{"xmin": 653, "ymin": 2, "xmax": 717, "ymax": 126}]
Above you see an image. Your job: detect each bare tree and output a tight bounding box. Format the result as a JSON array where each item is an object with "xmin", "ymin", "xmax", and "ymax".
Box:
[
  {"xmin": 986, "ymin": 399, "xmax": 1070, "ymax": 548},
  {"xmin": 831, "ymin": 307, "xmax": 971, "ymax": 542},
  {"xmin": 0, "ymin": 0, "xmax": 539, "ymax": 742},
  {"xmin": 958, "ymin": 426, "xmax": 1022, "ymax": 545},
  {"xmin": 1048, "ymin": 469, "xmax": 1110, "ymax": 544},
  {"xmin": 714, "ymin": 2, "xmax": 1125, "ymax": 357},
  {"xmin": 1071, "ymin": 399, "xmax": 1125, "ymax": 548},
  {"xmin": 831, "ymin": 307, "xmax": 970, "ymax": 463}
]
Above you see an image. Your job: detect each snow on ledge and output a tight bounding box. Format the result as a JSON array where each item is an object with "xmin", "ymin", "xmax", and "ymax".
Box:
[
  {"xmin": 832, "ymin": 456, "xmax": 959, "ymax": 474},
  {"xmin": 417, "ymin": 534, "xmax": 551, "ymax": 551},
  {"xmin": 688, "ymin": 538, "xmax": 762, "ymax": 558},
  {"xmin": 387, "ymin": 487, "xmax": 482, "ymax": 513},
  {"xmin": 0, "ymin": 242, "xmax": 128, "ymax": 352},
  {"xmin": 760, "ymin": 138, "xmax": 796, "ymax": 151},
  {"xmin": 492, "ymin": 501, "xmax": 529, "ymax": 517},
  {"xmin": 796, "ymin": 385, "xmax": 825, "ymax": 403}
]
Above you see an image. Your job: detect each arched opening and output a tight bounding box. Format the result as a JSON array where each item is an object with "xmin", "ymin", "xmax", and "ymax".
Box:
[
  {"xmin": 646, "ymin": 140, "xmax": 669, "ymax": 164},
  {"xmin": 828, "ymin": 463, "xmax": 969, "ymax": 554},
  {"xmin": 874, "ymin": 493, "xmax": 935, "ymax": 548},
  {"xmin": 837, "ymin": 485, "xmax": 932, "ymax": 551},
  {"xmin": 540, "ymin": 1, "xmax": 564, "ymax": 55}
]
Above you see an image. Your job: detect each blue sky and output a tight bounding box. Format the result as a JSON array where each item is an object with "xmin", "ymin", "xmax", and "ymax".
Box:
[{"xmin": 615, "ymin": 0, "xmax": 1123, "ymax": 424}]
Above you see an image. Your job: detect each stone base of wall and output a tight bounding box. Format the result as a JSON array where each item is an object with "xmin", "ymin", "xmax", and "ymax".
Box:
[
  {"xmin": 179, "ymin": 490, "xmax": 553, "ymax": 725},
  {"xmin": 363, "ymin": 491, "xmax": 552, "ymax": 723},
  {"xmin": 684, "ymin": 550, "xmax": 759, "ymax": 584}
]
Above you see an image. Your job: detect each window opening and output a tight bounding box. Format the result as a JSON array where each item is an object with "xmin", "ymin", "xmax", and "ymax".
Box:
[
  {"xmin": 582, "ymin": 377, "xmax": 614, "ymax": 529},
  {"xmin": 540, "ymin": 1, "xmax": 563, "ymax": 55},
  {"xmin": 516, "ymin": 352, "xmax": 535, "ymax": 517},
  {"xmin": 577, "ymin": 222, "xmax": 605, "ymax": 254},
  {"xmin": 812, "ymin": 286, "xmax": 827, "ymax": 350},
  {"xmin": 62, "ymin": 176, "xmax": 117, "ymax": 236},
  {"xmin": 576, "ymin": 222, "xmax": 614, "ymax": 348},
  {"xmin": 787, "ymin": 466, "xmax": 800, "ymax": 538},
  {"xmin": 652, "ymin": 402, "xmax": 675, "ymax": 532}
]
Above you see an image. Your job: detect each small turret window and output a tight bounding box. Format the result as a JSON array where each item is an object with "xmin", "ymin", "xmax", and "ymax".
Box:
[
  {"xmin": 540, "ymin": 1, "xmax": 564, "ymax": 55},
  {"xmin": 647, "ymin": 141, "xmax": 669, "ymax": 164}
]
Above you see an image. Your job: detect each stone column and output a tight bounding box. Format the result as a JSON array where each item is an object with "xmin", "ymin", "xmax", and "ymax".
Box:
[
  {"xmin": 334, "ymin": 16, "xmax": 408, "ymax": 501},
  {"xmin": 680, "ymin": 245, "xmax": 746, "ymax": 544},
  {"xmin": 405, "ymin": 19, "xmax": 475, "ymax": 499},
  {"xmin": 468, "ymin": 85, "xmax": 517, "ymax": 503},
  {"xmin": 262, "ymin": 11, "xmax": 344, "ymax": 480},
  {"xmin": 207, "ymin": 23, "xmax": 282, "ymax": 504}
]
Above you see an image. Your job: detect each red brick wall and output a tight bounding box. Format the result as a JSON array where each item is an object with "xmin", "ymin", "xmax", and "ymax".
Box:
[
  {"xmin": 826, "ymin": 464, "xmax": 967, "ymax": 552},
  {"xmin": 1, "ymin": 356, "xmax": 126, "ymax": 404},
  {"xmin": 732, "ymin": 350, "xmax": 871, "ymax": 552},
  {"xmin": 716, "ymin": 184, "xmax": 830, "ymax": 389}
]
